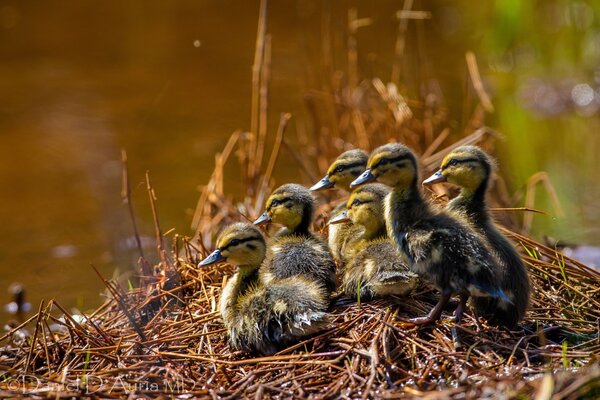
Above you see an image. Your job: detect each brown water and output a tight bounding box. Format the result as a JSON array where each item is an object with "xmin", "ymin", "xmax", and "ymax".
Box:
[{"xmin": 2, "ymin": 1, "xmax": 599, "ymax": 323}]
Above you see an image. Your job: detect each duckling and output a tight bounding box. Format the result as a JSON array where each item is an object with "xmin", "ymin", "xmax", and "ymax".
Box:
[
  {"xmin": 254, "ymin": 183, "xmax": 337, "ymax": 293},
  {"xmin": 350, "ymin": 143, "xmax": 512, "ymax": 324},
  {"xmin": 329, "ymin": 184, "xmax": 419, "ymax": 300},
  {"xmin": 311, "ymin": 149, "xmax": 369, "ymax": 192},
  {"xmin": 423, "ymin": 145, "xmax": 531, "ymax": 327},
  {"xmin": 199, "ymin": 223, "xmax": 329, "ymax": 355},
  {"xmin": 310, "ymin": 149, "xmax": 368, "ymax": 263}
]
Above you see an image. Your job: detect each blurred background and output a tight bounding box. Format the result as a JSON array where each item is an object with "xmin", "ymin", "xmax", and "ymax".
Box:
[{"xmin": 1, "ymin": 0, "xmax": 599, "ymax": 323}]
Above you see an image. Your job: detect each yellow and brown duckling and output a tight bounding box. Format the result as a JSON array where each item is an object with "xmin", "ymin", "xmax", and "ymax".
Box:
[
  {"xmin": 423, "ymin": 145, "xmax": 531, "ymax": 328},
  {"xmin": 199, "ymin": 223, "xmax": 330, "ymax": 355},
  {"xmin": 311, "ymin": 149, "xmax": 370, "ymax": 192},
  {"xmin": 254, "ymin": 183, "xmax": 337, "ymax": 294},
  {"xmin": 329, "ymin": 184, "xmax": 419, "ymax": 300},
  {"xmin": 351, "ymin": 143, "xmax": 512, "ymax": 324},
  {"xmin": 310, "ymin": 149, "xmax": 369, "ymax": 264}
]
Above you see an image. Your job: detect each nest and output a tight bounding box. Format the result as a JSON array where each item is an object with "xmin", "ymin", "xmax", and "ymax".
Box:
[
  {"xmin": 0, "ymin": 226, "xmax": 599, "ymax": 398},
  {"xmin": 2, "ymin": 3, "xmax": 600, "ymax": 397}
]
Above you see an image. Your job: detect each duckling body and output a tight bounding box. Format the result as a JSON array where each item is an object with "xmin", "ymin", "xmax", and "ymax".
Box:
[
  {"xmin": 351, "ymin": 143, "xmax": 511, "ymax": 324},
  {"xmin": 310, "ymin": 149, "xmax": 368, "ymax": 263},
  {"xmin": 255, "ymin": 183, "xmax": 337, "ymax": 294},
  {"xmin": 218, "ymin": 267, "xmax": 261, "ymax": 350},
  {"xmin": 236, "ymin": 276, "xmax": 329, "ymax": 355},
  {"xmin": 330, "ymin": 184, "xmax": 418, "ymax": 299},
  {"xmin": 328, "ymin": 202, "xmax": 356, "ymax": 264},
  {"xmin": 262, "ymin": 235, "xmax": 336, "ymax": 293},
  {"xmin": 342, "ymin": 237, "xmax": 419, "ymax": 299},
  {"xmin": 200, "ymin": 223, "xmax": 330, "ymax": 355},
  {"xmin": 424, "ymin": 146, "xmax": 531, "ymax": 327}
]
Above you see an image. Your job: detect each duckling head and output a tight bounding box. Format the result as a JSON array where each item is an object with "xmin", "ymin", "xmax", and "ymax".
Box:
[
  {"xmin": 350, "ymin": 143, "xmax": 419, "ymax": 190},
  {"xmin": 423, "ymin": 145, "xmax": 494, "ymax": 192},
  {"xmin": 344, "ymin": 184, "xmax": 389, "ymax": 237},
  {"xmin": 199, "ymin": 223, "xmax": 266, "ymax": 268},
  {"xmin": 254, "ymin": 184, "xmax": 314, "ymax": 233},
  {"xmin": 310, "ymin": 149, "xmax": 368, "ymax": 192}
]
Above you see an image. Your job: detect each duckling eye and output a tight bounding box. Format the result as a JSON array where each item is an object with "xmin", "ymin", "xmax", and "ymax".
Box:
[
  {"xmin": 379, "ymin": 159, "xmax": 390, "ymax": 166},
  {"xmin": 448, "ymin": 159, "xmax": 459, "ymax": 167},
  {"xmin": 229, "ymin": 239, "xmax": 240, "ymax": 247},
  {"xmin": 270, "ymin": 199, "xmax": 280, "ymax": 207},
  {"xmin": 351, "ymin": 199, "xmax": 362, "ymax": 207},
  {"xmin": 333, "ymin": 165, "xmax": 345, "ymax": 173}
]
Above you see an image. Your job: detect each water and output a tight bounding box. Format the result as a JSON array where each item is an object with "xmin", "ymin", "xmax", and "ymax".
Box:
[{"xmin": 1, "ymin": 0, "xmax": 599, "ymax": 324}]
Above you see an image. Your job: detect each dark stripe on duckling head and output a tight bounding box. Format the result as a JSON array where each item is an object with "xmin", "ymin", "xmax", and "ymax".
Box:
[
  {"xmin": 370, "ymin": 154, "xmax": 408, "ymax": 170},
  {"xmin": 349, "ymin": 198, "xmax": 373, "ymax": 208},
  {"xmin": 441, "ymin": 146, "xmax": 495, "ymax": 172},
  {"xmin": 268, "ymin": 184, "xmax": 314, "ymax": 207},
  {"xmin": 347, "ymin": 184, "xmax": 387, "ymax": 206},
  {"xmin": 216, "ymin": 222, "xmax": 266, "ymax": 248},
  {"xmin": 440, "ymin": 157, "xmax": 481, "ymax": 170},
  {"xmin": 312, "ymin": 160, "xmax": 367, "ymax": 191},
  {"xmin": 267, "ymin": 197, "xmax": 292, "ymax": 210},
  {"xmin": 220, "ymin": 236, "xmax": 263, "ymax": 251},
  {"xmin": 368, "ymin": 143, "xmax": 417, "ymax": 167},
  {"xmin": 330, "ymin": 161, "xmax": 368, "ymax": 174}
]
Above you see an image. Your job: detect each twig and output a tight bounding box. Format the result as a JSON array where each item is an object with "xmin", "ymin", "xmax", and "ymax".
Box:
[
  {"xmin": 391, "ymin": 0, "xmax": 414, "ymax": 84},
  {"xmin": 24, "ymin": 300, "xmax": 44, "ymax": 374},
  {"xmin": 248, "ymin": 0, "xmax": 268, "ymax": 181},
  {"xmin": 255, "ymin": 112, "xmax": 292, "ymax": 210},
  {"xmin": 91, "ymin": 265, "xmax": 147, "ymax": 342},
  {"xmin": 121, "ymin": 149, "xmax": 144, "ymax": 261},
  {"xmin": 145, "ymin": 171, "xmax": 167, "ymax": 266},
  {"xmin": 465, "ymin": 51, "xmax": 494, "ymax": 113}
]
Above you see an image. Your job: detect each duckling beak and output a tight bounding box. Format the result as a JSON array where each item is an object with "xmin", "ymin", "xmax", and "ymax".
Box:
[
  {"xmin": 310, "ymin": 175, "xmax": 334, "ymax": 191},
  {"xmin": 199, "ymin": 249, "xmax": 225, "ymax": 266},
  {"xmin": 350, "ymin": 169, "xmax": 375, "ymax": 188},
  {"xmin": 328, "ymin": 210, "xmax": 351, "ymax": 225},
  {"xmin": 253, "ymin": 211, "xmax": 271, "ymax": 225},
  {"xmin": 423, "ymin": 169, "xmax": 446, "ymax": 186}
]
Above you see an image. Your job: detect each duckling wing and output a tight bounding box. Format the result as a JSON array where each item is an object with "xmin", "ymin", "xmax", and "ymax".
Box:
[
  {"xmin": 267, "ymin": 278, "xmax": 330, "ymax": 339},
  {"xmin": 472, "ymin": 227, "xmax": 530, "ymax": 327},
  {"xmin": 263, "ymin": 235, "xmax": 337, "ymax": 293},
  {"xmin": 405, "ymin": 225, "xmax": 507, "ymax": 299},
  {"xmin": 236, "ymin": 277, "xmax": 330, "ymax": 355},
  {"xmin": 223, "ymin": 285, "xmax": 271, "ymax": 353},
  {"xmin": 331, "ymin": 222, "xmax": 364, "ymax": 265},
  {"xmin": 343, "ymin": 240, "xmax": 418, "ymax": 299}
]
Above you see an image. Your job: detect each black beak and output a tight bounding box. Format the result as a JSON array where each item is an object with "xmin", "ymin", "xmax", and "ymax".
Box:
[
  {"xmin": 199, "ymin": 249, "xmax": 225, "ymax": 266},
  {"xmin": 310, "ymin": 175, "xmax": 334, "ymax": 191},
  {"xmin": 422, "ymin": 169, "xmax": 446, "ymax": 186},
  {"xmin": 328, "ymin": 210, "xmax": 351, "ymax": 225},
  {"xmin": 350, "ymin": 169, "xmax": 376, "ymax": 188},
  {"xmin": 253, "ymin": 211, "xmax": 271, "ymax": 225}
]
